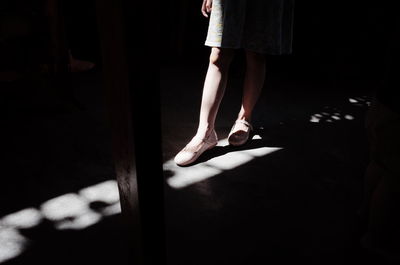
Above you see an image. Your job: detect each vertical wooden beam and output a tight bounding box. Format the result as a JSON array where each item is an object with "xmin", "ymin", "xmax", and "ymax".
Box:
[
  {"xmin": 121, "ymin": 1, "xmax": 166, "ymax": 264},
  {"xmin": 96, "ymin": 1, "xmax": 144, "ymax": 264},
  {"xmin": 97, "ymin": 1, "xmax": 165, "ymax": 264}
]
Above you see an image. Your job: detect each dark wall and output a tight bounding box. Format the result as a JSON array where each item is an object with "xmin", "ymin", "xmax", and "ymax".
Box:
[
  {"xmin": 0, "ymin": 0, "xmax": 100, "ymax": 71},
  {"xmin": 161, "ymin": 1, "xmax": 390, "ymax": 83},
  {"xmin": 63, "ymin": 0, "xmax": 100, "ymax": 63}
]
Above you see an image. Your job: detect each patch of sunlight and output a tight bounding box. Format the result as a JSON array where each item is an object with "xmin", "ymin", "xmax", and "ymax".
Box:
[
  {"xmin": 41, "ymin": 193, "xmax": 89, "ymax": 221},
  {"xmin": 310, "ymin": 115, "xmax": 320, "ymax": 123},
  {"xmin": 310, "ymin": 96, "xmax": 370, "ymax": 124},
  {"xmin": 79, "ymin": 180, "xmax": 120, "ymax": 204},
  {"xmin": 55, "ymin": 211, "xmax": 102, "ymax": 230},
  {"xmin": 0, "ymin": 227, "xmax": 29, "ymax": 263},
  {"xmin": 349, "ymin": 96, "xmax": 371, "ymax": 106},
  {"xmin": 164, "ymin": 161, "xmax": 222, "ymax": 189},
  {"xmin": 310, "ymin": 110, "xmax": 355, "ymax": 123},
  {"xmin": 349, "ymin": 98, "xmax": 358, "ymax": 103},
  {"xmin": 101, "ymin": 202, "xmax": 122, "ymax": 217},
  {"xmin": 0, "ymin": 208, "xmax": 43, "ymax": 229},
  {"xmin": 0, "ymin": 180, "xmax": 121, "ymax": 264},
  {"xmin": 164, "ymin": 136, "xmax": 282, "ymax": 189}
]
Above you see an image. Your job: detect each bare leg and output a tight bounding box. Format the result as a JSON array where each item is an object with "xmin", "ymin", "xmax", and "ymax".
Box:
[
  {"xmin": 237, "ymin": 50, "xmax": 266, "ymax": 122},
  {"xmin": 228, "ymin": 50, "xmax": 266, "ymax": 145},
  {"xmin": 196, "ymin": 47, "xmax": 235, "ymax": 138},
  {"xmin": 174, "ymin": 47, "xmax": 234, "ymax": 165}
]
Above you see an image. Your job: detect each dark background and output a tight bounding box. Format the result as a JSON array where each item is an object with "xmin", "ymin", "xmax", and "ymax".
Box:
[{"xmin": 161, "ymin": 1, "xmax": 389, "ymax": 84}]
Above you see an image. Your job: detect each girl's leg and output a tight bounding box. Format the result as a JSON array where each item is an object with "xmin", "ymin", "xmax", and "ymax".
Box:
[
  {"xmin": 195, "ymin": 47, "xmax": 235, "ymax": 138},
  {"xmin": 228, "ymin": 50, "xmax": 265, "ymax": 147},
  {"xmin": 174, "ymin": 47, "xmax": 234, "ymax": 165},
  {"xmin": 237, "ymin": 50, "xmax": 266, "ymax": 122}
]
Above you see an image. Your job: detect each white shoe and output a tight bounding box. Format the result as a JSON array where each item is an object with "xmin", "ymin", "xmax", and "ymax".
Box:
[
  {"xmin": 228, "ymin": 119, "xmax": 253, "ymax": 146},
  {"xmin": 174, "ymin": 130, "xmax": 218, "ymax": 166}
]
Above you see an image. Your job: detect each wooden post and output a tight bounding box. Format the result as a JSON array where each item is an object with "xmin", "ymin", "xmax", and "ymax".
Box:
[{"xmin": 96, "ymin": 1, "xmax": 165, "ymax": 264}]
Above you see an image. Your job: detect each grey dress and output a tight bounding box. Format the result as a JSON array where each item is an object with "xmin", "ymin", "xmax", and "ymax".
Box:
[{"xmin": 205, "ymin": 0, "xmax": 295, "ymax": 55}]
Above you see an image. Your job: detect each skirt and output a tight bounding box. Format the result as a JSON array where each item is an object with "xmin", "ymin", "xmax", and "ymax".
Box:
[{"xmin": 205, "ymin": 0, "xmax": 295, "ymax": 55}]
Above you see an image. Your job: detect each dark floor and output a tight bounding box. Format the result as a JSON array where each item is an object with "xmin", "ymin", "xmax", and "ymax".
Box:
[
  {"xmin": 1, "ymin": 71, "xmax": 129, "ymax": 265},
  {"xmin": 0, "ymin": 63, "xmax": 390, "ymax": 265},
  {"xmin": 161, "ymin": 65, "xmax": 383, "ymax": 265}
]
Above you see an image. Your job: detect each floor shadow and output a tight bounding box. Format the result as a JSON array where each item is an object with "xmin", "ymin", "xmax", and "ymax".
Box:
[
  {"xmin": 1, "ymin": 72, "xmax": 114, "ymax": 217},
  {"xmin": 1, "ymin": 72, "xmax": 126, "ymax": 264},
  {"xmin": 4, "ymin": 214, "xmax": 131, "ymax": 265},
  {"xmin": 161, "ymin": 66, "xmax": 377, "ymax": 265}
]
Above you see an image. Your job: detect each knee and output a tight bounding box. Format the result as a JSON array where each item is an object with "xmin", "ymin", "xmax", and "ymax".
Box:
[{"xmin": 209, "ymin": 48, "xmax": 234, "ymax": 68}]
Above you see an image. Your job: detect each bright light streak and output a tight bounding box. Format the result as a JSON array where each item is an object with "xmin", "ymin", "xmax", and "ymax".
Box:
[{"xmin": 165, "ymin": 137, "xmax": 282, "ymax": 189}]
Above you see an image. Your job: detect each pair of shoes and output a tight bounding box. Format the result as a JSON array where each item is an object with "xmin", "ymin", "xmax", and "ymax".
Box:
[
  {"xmin": 228, "ymin": 119, "xmax": 253, "ymax": 146},
  {"xmin": 174, "ymin": 130, "xmax": 218, "ymax": 166}
]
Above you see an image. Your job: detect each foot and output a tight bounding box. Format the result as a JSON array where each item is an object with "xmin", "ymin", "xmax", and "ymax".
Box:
[
  {"xmin": 174, "ymin": 130, "xmax": 218, "ymax": 166},
  {"xmin": 228, "ymin": 119, "xmax": 253, "ymax": 146}
]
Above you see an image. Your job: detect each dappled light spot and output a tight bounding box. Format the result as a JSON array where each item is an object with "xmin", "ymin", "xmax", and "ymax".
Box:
[
  {"xmin": 0, "ymin": 208, "xmax": 43, "ymax": 229},
  {"xmin": 165, "ymin": 161, "xmax": 222, "ymax": 189},
  {"xmin": 309, "ymin": 96, "xmax": 370, "ymax": 123},
  {"xmin": 55, "ymin": 211, "xmax": 102, "ymax": 230},
  {"xmin": 0, "ymin": 228, "xmax": 29, "ymax": 263},
  {"xmin": 310, "ymin": 116, "xmax": 320, "ymax": 123},
  {"xmin": 349, "ymin": 96, "xmax": 371, "ymax": 106},
  {"xmin": 41, "ymin": 193, "xmax": 89, "ymax": 221},
  {"xmin": 0, "ymin": 180, "xmax": 121, "ymax": 263},
  {"xmin": 79, "ymin": 180, "xmax": 120, "ymax": 204}
]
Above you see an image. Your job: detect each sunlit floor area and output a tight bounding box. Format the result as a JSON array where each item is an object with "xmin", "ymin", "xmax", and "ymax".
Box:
[
  {"xmin": 1, "ymin": 72, "xmax": 129, "ymax": 265},
  {"xmin": 1, "ymin": 63, "xmax": 387, "ymax": 265},
  {"xmin": 161, "ymin": 64, "xmax": 384, "ymax": 265}
]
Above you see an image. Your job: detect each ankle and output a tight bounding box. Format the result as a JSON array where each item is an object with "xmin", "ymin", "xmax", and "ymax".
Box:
[
  {"xmin": 236, "ymin": 115, "xmax": 251, "ymax": 122},
  {"xmin": 237, "ymin": 108, "xmax": 252, "ymax": 121},
  {"xmin": 196, "ymin": 127, "xmax": 214, "ymax": 138}
]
